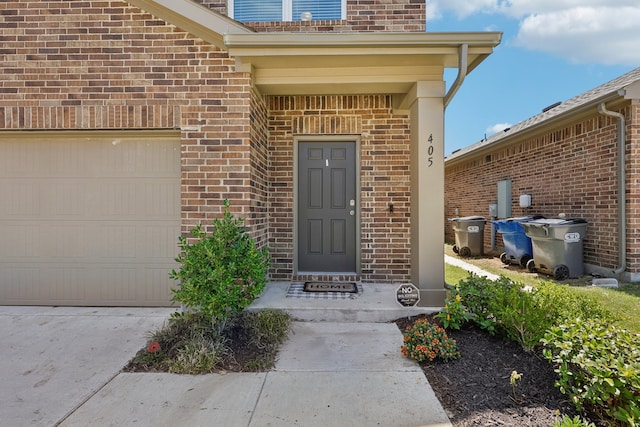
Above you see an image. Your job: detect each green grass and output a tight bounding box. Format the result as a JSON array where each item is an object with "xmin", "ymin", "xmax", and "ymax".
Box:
[
  {"xmin": 444, "ymin": 245, "xmax": 640, "ymax": 334},
  {"xmin": 444, "ymin": 263, "xmax": 471, "ymax": 287}
]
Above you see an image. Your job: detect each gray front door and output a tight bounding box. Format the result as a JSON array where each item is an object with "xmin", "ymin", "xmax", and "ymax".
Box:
[{"xmin": 298, "ymin": 141, "xmax": 357, "ymax": 273}]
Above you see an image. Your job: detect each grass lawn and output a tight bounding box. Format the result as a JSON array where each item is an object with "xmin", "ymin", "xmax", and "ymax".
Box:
[{"xmin": 444, "ymin": 244, "xmax": 640, "ymax": 334}]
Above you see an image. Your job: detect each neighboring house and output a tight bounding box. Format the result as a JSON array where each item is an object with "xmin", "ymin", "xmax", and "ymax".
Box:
[
  {"xmin": 0, "ymin": 0, "xmax": 501, "ymax": 306},
  {"xmin": 445, "ymin": 67, "xmax": 640, "ymax": 281}
]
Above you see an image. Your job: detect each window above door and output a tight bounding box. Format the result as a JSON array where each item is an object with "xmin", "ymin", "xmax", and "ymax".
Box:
[{"xmin": 229, "ymin": 0, "xmax": 345, "ymax": 22}]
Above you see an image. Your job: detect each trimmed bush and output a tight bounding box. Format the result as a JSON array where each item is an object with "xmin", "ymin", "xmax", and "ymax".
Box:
[
  {"xmin": 170, "ymin": 200, "xmax": 270, "ymax": 320},
  {"xmin": 542, "ymin": 319, "xmax": 640, "ymax": 426},
  {"xmin": 454, "ymin": 274, "xmax": 615, "ymax": 351}
]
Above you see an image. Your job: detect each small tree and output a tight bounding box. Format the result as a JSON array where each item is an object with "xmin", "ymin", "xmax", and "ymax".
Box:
[{"xmin": 170, "ymin": 200, "xmax": 270, "ymax": 320}]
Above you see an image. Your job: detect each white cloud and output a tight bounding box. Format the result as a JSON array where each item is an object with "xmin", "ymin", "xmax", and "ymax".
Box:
[
  {"xmin": 486, "ymin": 123, "xmax": 512, "ymax": 136},
  {"xmin": 514, "ymin": 6, "xmax": 640, "ymax": 65},
  {"xmin": 429, "ymin": 0, "xmax": 639, "ymax": 18},
  {"xmin": 427, "ymin": 1, "xmax": 640, "ymax": 66}
]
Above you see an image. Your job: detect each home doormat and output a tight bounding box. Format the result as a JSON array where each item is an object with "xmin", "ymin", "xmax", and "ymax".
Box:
[
  {"xmin": 304, "ymin": 282, "xmax": 358, "ymax": 293},
  {"xmin": 286, "ymin": 282, "xmax": 362, "ymax": 299}
]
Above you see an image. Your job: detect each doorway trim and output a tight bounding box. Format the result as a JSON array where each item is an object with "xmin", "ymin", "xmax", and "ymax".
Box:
[{"xmin": 293, "ymin": 135, "xmax": 361, "ymax": 276}]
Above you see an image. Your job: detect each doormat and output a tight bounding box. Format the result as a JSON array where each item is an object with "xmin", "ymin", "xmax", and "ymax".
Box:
[
  {"xmin": 304, "ymin": 282, "xmax": 357, "ymax": 293},
  {"xmin": 286, "ymin": 282, "xmax": 362, "ymax": 299}
]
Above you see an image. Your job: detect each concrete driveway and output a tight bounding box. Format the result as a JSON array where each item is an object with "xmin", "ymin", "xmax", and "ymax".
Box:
[{"xmin": 0, "ymin": 306, "xmax": 174, "ymax": 427}]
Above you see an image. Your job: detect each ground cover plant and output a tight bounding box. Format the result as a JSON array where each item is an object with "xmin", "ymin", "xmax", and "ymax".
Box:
[{"xmin": 125, "ymin": 309, "xmax": 291, "ymax": 373}]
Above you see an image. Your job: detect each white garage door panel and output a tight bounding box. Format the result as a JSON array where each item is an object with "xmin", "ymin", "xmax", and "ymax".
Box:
[{"xmin": 0, "ymin": 132, "xmax": 181, "ymax": 306}]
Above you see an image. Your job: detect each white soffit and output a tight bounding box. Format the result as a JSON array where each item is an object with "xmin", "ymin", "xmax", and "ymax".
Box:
[{"xmin": 224, "ymin": 32, "xmax": 502, "ymax": 95}]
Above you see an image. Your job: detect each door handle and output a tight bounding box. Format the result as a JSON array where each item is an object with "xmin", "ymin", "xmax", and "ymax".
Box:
[{"xmin": 350, "ymin": 210, "xmax": 355, "ymax": 216}]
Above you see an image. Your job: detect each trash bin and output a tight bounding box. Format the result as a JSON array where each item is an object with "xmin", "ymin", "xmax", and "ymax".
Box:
[
  {"xmin": 450, "ymin": 216, "xmax": 487, "ymax": 257},
  {"xmin": 521, "ymin": 218, "xmax": 588, "ymax": 280},
  {"xmin": 493, "ymin": 216, "xmax": 542, "ymax": 268}
]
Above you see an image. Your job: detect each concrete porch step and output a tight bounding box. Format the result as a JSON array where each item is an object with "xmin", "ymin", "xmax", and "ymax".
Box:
[{"xmin": 247, "ymin": 281, "xmax": 438, "ymax": 322}]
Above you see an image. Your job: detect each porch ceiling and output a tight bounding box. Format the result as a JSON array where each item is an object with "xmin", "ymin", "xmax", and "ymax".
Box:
[{"xmin": 223, "ymin": 32, "xmax": 502, "ymax": 99}]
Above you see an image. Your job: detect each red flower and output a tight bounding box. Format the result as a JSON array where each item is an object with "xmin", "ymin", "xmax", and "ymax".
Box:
[{"xmin": 147, "ymin": 341, "xmax": 161, "ymax": 353}]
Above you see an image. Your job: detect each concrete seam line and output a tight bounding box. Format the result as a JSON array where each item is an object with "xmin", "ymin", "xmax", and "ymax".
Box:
[
  {"xmin": 247, "ymin": 372, "xmax": 270, "ymax": 426},
  {"xmin": 53, "ymin": 371, "xmax": 121, "ymax": 426}
]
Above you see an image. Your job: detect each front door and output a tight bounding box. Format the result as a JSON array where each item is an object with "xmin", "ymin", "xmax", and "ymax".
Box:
[{"xmin": 298, "ymin": 141, "xmax": 357, "ymax": 273}]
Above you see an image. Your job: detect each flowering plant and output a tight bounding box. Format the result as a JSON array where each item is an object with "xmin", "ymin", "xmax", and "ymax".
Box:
[
  {"xmin": 434, "ymin": 292, "xmax": 471, "ymax": 330},
  {"xmin": 147, "ymin": 341, "xmax": 161, "ymax": 353},
  {"xmin": 401, "ymin": 319, "xmax": 460, "ymax": 363}
]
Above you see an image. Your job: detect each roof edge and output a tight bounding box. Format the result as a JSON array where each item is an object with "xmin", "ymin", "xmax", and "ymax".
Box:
[
  {"xmin": 223, "ymin": 32, "xmax": 502, "ymax": 48},
  {"xmin": 445, "ymin": 91, "xmax": 624, "ymax": 165},
  {"xmin": 446, "ymin": 67, "xmax": 640, "ymax": 165}
]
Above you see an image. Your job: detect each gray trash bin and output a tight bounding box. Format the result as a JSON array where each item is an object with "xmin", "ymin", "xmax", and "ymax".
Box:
[
  {"xmin": 521, "ymin": 218, "xmax": 588, "ymax": 280},
  {"xmin": 450, "ymin": 216, "xmax": 487, "ymax": 257}
]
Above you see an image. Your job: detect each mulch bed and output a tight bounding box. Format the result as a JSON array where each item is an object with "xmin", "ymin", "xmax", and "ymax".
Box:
[{"xmin": 395, "ymin": 315, "xmax": 591, "ymax": 427}]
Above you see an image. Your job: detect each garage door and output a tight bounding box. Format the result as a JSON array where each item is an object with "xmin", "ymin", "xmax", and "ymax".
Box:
[{"xmin": 0, "ymin": 131, "xmax": 181, "ymax": 306}]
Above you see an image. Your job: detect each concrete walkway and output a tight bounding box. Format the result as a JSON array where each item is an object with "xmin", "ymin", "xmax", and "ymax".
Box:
[
  {"xmin": 60, "ymin": 321, "xmax": 451, "ymax": 427},
  {"xmin": 0, "ymin": 306, "xmax": 172, "ymax": 427},
  {"xmin": 57, "ymin": 283, "xmax": 451, "ymax": 426},
  {"xmin": 3, "ymin": 256, "xmax": 497, "ymax": 426},
  {"xmin": 444, "ymin": 254, "xmax": 500, "ymax": 281}
]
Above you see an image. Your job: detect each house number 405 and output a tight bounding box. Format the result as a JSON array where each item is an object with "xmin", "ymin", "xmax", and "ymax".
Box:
[{"xmin": 427, "ymin": 133, "xmax": 434, "ymax": 167}]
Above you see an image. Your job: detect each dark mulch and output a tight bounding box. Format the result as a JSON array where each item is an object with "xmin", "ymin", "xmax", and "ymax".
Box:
[{"xmin": 395, "ymin": 314, "xmax": 589, "ymax": 427}]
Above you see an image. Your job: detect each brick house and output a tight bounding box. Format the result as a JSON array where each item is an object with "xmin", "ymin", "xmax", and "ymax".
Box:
[
  {"xmin": 0, "ymin": 0, "xmax": 500, "ymax": 306},
  {"xmin": 445, "ymin": 67, "xmax": 640, "ymax": 281}
]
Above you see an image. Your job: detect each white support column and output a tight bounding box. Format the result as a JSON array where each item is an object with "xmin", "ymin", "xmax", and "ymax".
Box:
[{"xmin": 408, "ymin": 81, "xmax": 446, "ymax": 307}]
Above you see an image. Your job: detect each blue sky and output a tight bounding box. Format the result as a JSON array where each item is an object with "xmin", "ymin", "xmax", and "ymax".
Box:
[{"xmin": 426, "ymin": 1, "xmax": 639, "ymax": 156}]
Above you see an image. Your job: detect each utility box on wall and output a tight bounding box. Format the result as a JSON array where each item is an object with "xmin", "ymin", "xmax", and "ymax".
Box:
[{"xmin": 497, "ymin": 180, "xmax": 512, "ymax": 218}]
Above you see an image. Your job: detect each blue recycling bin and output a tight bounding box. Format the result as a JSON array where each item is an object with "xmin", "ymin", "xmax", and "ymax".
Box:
[{"xmin": 493, "ymin": 216, "xmax": 542, "ymax": 268}]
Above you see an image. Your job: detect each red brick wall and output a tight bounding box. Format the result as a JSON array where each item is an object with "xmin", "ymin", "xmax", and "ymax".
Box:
[
  {"xmin": 1, "ymin": 0, "xmax": 424, "ymax": 280},
  {"xmin": 445, "ymin": 103, "xmax": 639, "ymax": 275},
  {"xmin": 216, "ymin": 0, "xmax": 426, "ymax": 32},
  {"xmin": 626, "ymin": 102, "xmax": 640, "ymax": 274},
  {"xmin": 248, "ymin": 85, "xmax": 270, "ymax": 246},
  {"xmin": 267, "ymin": 95, "xmax": 412, "ymax": 282},
  {"xmin": 0, "ymin": 1, "xmax": 266, "ymax": 240}
]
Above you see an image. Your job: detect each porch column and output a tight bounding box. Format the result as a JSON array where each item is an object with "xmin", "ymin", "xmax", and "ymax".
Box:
[{"xmin": 408, "ymin": 81, "xmax": 446, "ymax": 307}]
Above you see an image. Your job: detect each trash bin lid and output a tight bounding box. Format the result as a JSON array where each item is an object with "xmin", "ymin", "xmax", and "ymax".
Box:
[
  {"xmin": 449, "ymin": 215, "xmax": 486, "ymax": 222},
  {"xmin": 504, "ymin": 215, "xmax": 544, "ymax": 223},
  {"xmin": 525, "ymin": 218, "xmax": 587, "ymax": 225}
]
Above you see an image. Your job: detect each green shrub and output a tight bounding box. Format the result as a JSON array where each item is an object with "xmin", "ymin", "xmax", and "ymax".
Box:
[
  {"xmin": 401, "ymin": 319, "xmax": 460, "ymax": 363},
  {"xmin": 553, "ymin": 415, "xmax": 596, "ymax": 427},
  {"xmin": 434, "ymin": 291, "xmax": 472, "ymax": 330},
  {"xmin": 488, "ymin": 280, "xmax": 552, "ymax": 350},
  {"xmin": 534, "ymin": 281, "xmax": 615, "ymax": 325},
  {"xmin": 455, "ymin": 273, "xmax": 501, "ymax": 333},
  {"xmin": 542, "ymin": 319, "xmax": 640, "ymax": 426},
  {"xmin": 170, "ymin": 200, "xmax": 270, "ymax": 320},
  {"xmin": 488, "ymin": 280, "xmax": 612, "ymax": 351},
  {"xmin": 455, "ymin": 274, "xmax": 616, "ymax": 351}
]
